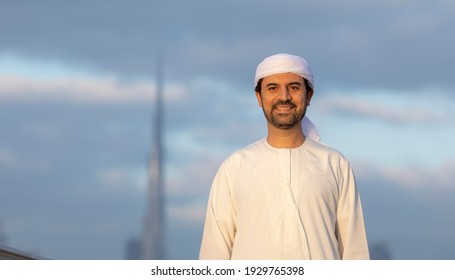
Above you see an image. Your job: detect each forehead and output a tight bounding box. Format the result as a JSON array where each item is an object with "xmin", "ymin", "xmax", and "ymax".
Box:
[{"xmin": 262, "ymin": 72, "xmax": 304, "ymax": 84}]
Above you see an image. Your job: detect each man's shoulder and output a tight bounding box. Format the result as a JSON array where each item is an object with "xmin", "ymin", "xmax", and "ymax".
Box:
[
  {"xmin": 230, "ymin": 138, "xmax": 265, "ymax": 157},
  {"xmin": 221, "ymin": 139, "xmax": 266, "ymax": 166},
  {"xmin": 305, "ymin": 138, "xmax": 350, "ymax": 163}
]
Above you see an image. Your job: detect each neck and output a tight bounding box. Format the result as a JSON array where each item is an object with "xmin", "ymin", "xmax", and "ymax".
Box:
[{"xmin": 266, "ymin": 122, "xmax": 306, "ymax": 148}]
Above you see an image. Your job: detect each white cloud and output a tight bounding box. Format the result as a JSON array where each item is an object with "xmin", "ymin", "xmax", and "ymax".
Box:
[
  {"xmin": 355, "ymin": 160, "xmax": 455, "ymax": 191},
  {"xmin": 0, "ymin": 74, "xmax": 185, "ymax": 104},
  {"xmin": 316, "ymin": 90, "xmax": 453, "ymax": 126}
]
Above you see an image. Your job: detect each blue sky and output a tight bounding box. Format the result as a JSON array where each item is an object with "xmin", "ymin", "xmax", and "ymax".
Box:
[{"xmin": 0, "ymin": 0, "xmax": 454, "ymax": 259}]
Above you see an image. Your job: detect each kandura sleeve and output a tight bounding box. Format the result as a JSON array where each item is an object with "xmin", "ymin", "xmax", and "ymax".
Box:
[
  {"xmin": 335, "ymin": 159, "xmax": 370, "ymax": 260},
  {"xmin": 199, "ymin": 159, "xmax": 237, "ymax": 260}
]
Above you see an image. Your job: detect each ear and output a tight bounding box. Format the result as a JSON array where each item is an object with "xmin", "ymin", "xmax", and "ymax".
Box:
[
  {"xmin": 255, "ymin": 91, "xmax": 263, "ymax": 107},
  {"xmin": 306, "ymin": 90, "xmax": 314, "ymax": 106}
]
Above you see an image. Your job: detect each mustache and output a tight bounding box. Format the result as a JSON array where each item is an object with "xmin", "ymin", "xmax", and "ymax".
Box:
[{"xmin": 272, "ymin": 100, "xmax": 296, "ymax": 110}]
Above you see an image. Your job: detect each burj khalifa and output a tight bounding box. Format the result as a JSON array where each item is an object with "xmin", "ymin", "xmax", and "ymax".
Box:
[{"xmin": 141, "ymin": 56, "xmax": 165, "ymax": 260}]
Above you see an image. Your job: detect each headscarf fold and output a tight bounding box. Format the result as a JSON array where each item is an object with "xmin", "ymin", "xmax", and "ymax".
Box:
[{"xmin": 302, "ymin": 116, "xmax": 320, "ymax": 142}]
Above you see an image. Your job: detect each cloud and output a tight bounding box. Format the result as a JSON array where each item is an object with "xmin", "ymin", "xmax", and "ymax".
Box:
[
  {"xmin": 316, "ymin": 92, "xmax": 453, "ymax": 126},
  {"xmin": 1, "ymin": 1, "xmax": 454, "ymax": 91},
  {"xmin": 0, "ymin": 74, "xmax": 185, "ymax": 104},
  {"xmin": 355, "ymin": 160, "xmax": 455, "ymax": 191},
  {"xmin": 379, "ymin": 163, "xmax": 455, "ymax": 191}
]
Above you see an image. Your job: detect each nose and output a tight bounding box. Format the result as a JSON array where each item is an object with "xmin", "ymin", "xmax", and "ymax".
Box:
[{"xmin": 279, "ymin": 86, "xmax": 291, "ymax": 100}]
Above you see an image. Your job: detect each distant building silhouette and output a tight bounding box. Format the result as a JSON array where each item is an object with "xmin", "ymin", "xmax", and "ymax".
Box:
[
  {"xmin": 125, "ymin": 238, "xmax": 142, "ymax": 260},
  {"xmin": 369, "ymin": 241, "xmax": 393, "ymax": 260},
  {"xmin": 126, "ymin": 56, "xmax": 166, "ymax": 260}
]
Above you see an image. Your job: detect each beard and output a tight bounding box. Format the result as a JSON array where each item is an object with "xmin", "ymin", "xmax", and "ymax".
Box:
[{"xmin": 262, "ymin": 100, "xmax": 306, "ymax": 130}]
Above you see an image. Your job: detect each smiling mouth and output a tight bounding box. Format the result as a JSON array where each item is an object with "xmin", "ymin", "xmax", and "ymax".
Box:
[{"xmin": 273, "ymin": 104, "xmax": 295, "ymax": 113}]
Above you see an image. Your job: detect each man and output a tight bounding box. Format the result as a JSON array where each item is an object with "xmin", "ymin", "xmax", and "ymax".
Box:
[{"xmin": 199, "ymin": 53, "xmax": 369, "ymax": 260}]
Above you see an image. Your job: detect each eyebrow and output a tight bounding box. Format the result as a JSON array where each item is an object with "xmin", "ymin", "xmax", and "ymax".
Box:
[{"xmin": 265, "ymin": 81, "xmax": 303, "ymax": 87}]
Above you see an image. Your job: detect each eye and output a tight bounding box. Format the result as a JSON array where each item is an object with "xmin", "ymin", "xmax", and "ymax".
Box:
[{"xmin": 289, "ymin": 85, "xmax": 302, "ymax": 91}]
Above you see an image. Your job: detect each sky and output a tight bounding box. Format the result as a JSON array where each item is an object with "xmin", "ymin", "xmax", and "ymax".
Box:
[{"xmin": 0, "ymin": 0, "xmax": 454, "ymax": 260}]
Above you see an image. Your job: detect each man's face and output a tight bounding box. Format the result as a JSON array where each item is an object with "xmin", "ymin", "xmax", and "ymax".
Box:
[{"xmin": 256, "ymin": 72, "xmax": 313, "ymax": 130}]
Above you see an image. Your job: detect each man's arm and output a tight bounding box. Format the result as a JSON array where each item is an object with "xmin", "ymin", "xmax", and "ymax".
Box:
[
  {"xmin": 199, "ymin": 160, "xmax": 237, "ymax": 259},
  {"xmin": 335, "ymin": 159, "xmax": 370, "ymax": 260}
]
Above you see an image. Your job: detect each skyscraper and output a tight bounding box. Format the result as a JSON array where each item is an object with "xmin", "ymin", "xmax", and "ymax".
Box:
[{"xmin": 140, "ymin": 56, "xmax": 166, "ymax": 260}]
